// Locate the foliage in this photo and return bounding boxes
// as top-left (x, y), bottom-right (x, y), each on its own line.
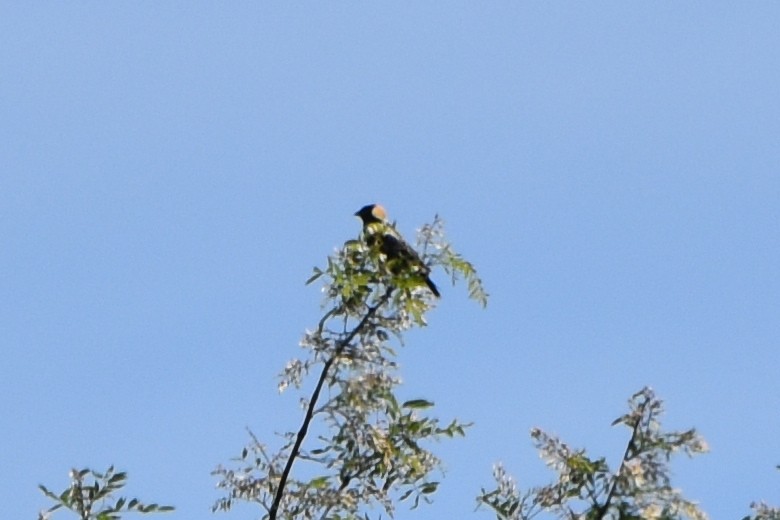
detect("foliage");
top-left (478, 387), bottom-right (710, 520)
top-left (743, 467), bottom-right (780, 520)
top-left (38, 466), bottom-right (173, 520)
top-left (747, 502), bottom-right (780, 520)
top-left (212, 215), bottom-right (486, 519)
top-left (417, 216), bottom-right (488, 308)
top-left (35, 215), bottom-right (779, 520)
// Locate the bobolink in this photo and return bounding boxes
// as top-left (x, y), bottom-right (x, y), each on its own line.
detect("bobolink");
top-left (354, 204), bottom-right (440, 297)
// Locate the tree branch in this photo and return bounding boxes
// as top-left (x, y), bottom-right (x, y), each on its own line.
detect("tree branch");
top-left (269, 288), bottom-right (394, 520)
top-left (596, 402), bottom-right (645, 520)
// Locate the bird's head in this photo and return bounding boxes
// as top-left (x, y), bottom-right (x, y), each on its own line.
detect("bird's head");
top-left (355, 204), bottom-right (387, 225)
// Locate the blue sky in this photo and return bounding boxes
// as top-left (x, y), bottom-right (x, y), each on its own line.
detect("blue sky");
top-left (2, 3), bottom-right (779, 519)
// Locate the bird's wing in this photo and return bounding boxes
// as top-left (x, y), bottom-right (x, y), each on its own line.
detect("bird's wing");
top-left (381, 232), bottom-right (429, 272)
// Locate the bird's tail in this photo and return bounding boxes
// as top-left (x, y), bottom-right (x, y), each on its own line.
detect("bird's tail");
top-left (425, 277), bottom-right (441, 298)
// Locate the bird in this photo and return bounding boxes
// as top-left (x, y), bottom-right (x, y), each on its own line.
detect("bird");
top-left (354, 204), bottom-right (440, 297)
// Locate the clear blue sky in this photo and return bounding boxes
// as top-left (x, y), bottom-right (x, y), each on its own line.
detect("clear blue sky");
top-left (2, 3), bottom-right (779, 519)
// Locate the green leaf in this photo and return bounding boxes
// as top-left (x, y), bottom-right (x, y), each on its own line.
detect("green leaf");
top-left (309, 476), bottom-right (330, 489)
top-left (420, 482), bottom-right (438, 494)
top-left (109, 472), bottom-right (127, 484)
top-left (403, 399), bottom-right (434, 410)
top-left (305, 267), bottom-right (324, 285)
top-left (38, 485), bottom-right (59, 501)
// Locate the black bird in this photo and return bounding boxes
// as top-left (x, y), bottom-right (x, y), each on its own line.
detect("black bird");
top-left (354, 204), bottom-right (440, 297)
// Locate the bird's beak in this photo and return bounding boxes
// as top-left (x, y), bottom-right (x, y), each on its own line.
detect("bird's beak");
top-left (354, 210), bottom-right (360, 216)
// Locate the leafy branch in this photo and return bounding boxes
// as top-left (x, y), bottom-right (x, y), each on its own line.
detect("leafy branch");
top-left (213, 214), bottom-right (485, 520)
top-left (478, 387), bottom-right (709, 520)
top-left (38, 467), bottom-right (173, 520)
top-left (268, 286), bottom-right (394, 519)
